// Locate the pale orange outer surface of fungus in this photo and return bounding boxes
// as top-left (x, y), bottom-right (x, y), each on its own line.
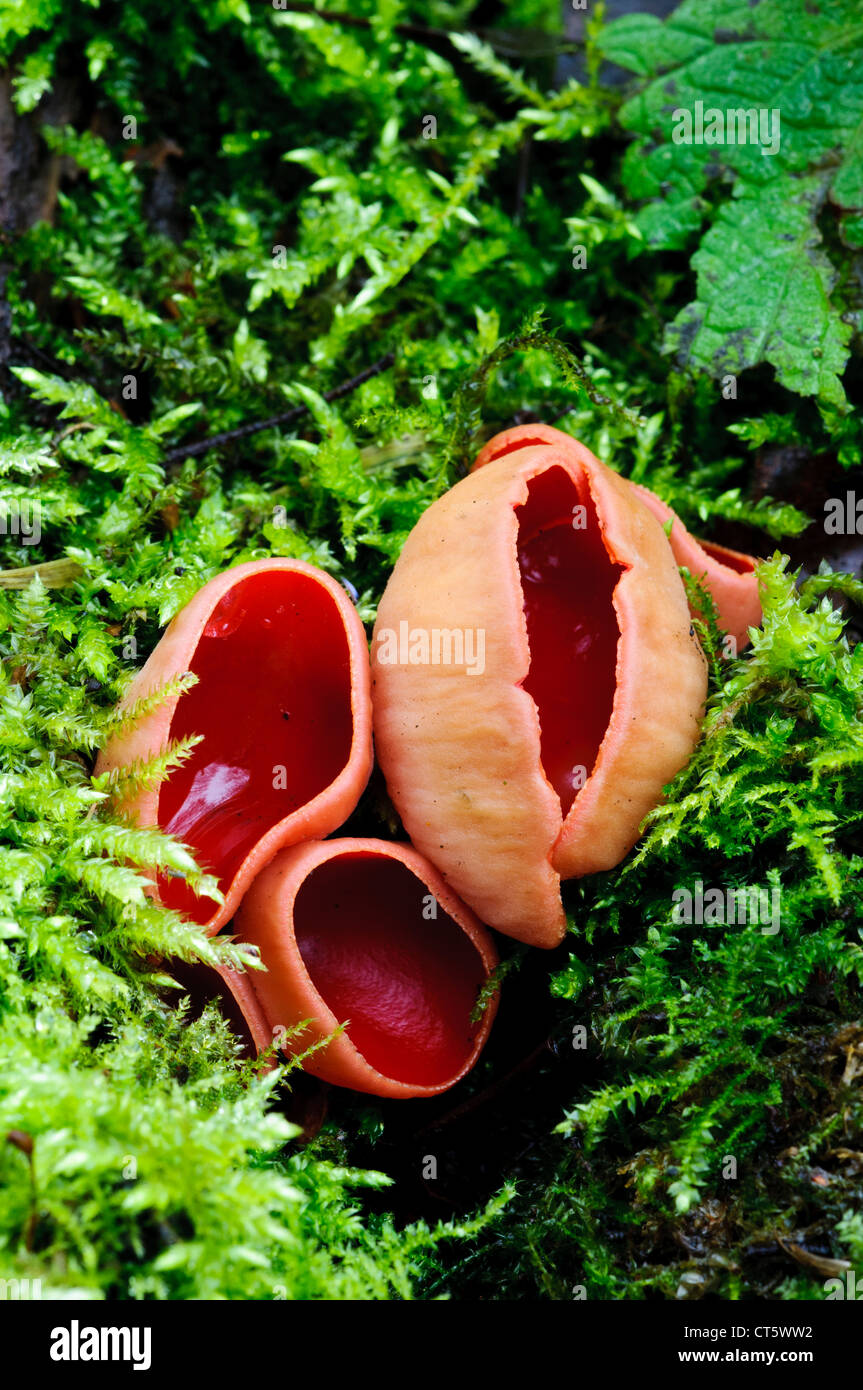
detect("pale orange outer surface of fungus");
top-left (230, 838), bottom-right (499, 1099)
top-left (474, 423), bottom-right (762, 651)
top-left (371, 436), bottom-right (708, 949)
top-left (94, 559), bottom-right (373, 935)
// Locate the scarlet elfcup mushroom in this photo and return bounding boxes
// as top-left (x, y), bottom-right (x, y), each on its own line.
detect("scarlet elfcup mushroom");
top-left (473, 423), bottom-right (762, 650)
top-left (371, 435), bottom-right (708, 948)
top-left (96, 559), bottom-right (372, 932)
top-left (629, 483), bottom-right (761, 652)
top-left (224, 838), bottom-right (498, 1098)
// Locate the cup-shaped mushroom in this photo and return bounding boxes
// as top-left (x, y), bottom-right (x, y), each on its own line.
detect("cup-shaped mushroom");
top-left (629, 483), bottom-right (761, 653)
top-left (474, 424), bottom-right (762, 651)
top-left (371, 437), bottom-right (708, 948)
top-left (229, 838), bottom-right (499, 1098)
top-left (95, 559), bottom-right (373, 934)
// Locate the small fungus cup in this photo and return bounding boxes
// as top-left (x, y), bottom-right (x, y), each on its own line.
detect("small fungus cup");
top-left (371, 433), bottom-right (709, 947)
top-left (95, 559), bottom-right (373, 933)
top-left (226, 837), bottom-right (499, 1098)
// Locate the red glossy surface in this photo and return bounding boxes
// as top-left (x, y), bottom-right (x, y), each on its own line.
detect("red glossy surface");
top-left (294, 854), bottom-right (487, 1086)
top-left (517, 468), bottom-right (621, 816)
top-left (158, 572), bottom-right (353, 923)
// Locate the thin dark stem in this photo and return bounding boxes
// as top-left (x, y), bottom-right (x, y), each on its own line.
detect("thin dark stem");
top-left (11, 334), bottom-right (100, 385)
top-left (513, 134), bottom-right (533, 224)
top-left (163, 351), bottom-right (395, 463)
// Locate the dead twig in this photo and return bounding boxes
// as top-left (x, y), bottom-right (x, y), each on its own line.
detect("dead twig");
top-left (0, 558), bottom-right (83, 589)
top-left (162, 350), bottom-right (395, 463)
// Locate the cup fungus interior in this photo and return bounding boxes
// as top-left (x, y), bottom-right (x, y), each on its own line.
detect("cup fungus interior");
top-left (157, 571), bottom-right (354, 923)
top-left (517, 467), bottom-right (622, 817)
top-left (293, 853), bottom-right (488, 1086)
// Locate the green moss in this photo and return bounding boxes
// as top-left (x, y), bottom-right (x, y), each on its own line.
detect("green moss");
top-left (2, 0), bottom-right (861, 1299)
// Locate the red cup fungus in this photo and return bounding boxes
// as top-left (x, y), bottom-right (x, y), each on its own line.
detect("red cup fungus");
top-left (226, 838), bottom-right (499, 1098)
top-left (95, 559), bottom-right (373, 934)
top-left (473, 423), bottom-right (762, 651)
top-left (371, 432), bottom-right (709, 948)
